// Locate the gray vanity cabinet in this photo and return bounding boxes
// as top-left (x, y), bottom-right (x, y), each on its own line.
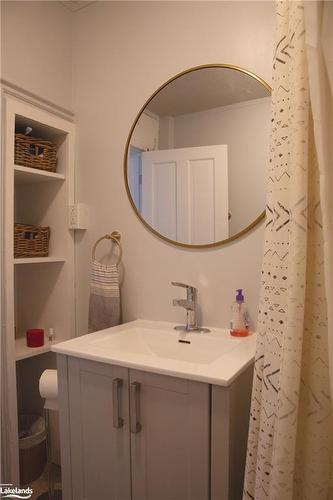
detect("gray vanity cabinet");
top-left (129, 369), bottom-right (210, 500)
top-left (58, 356), bottom-right (210, 500)
top-left (65, 358), bottom-right (131, 500)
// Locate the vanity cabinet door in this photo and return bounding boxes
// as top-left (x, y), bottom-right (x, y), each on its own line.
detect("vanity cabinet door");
top-left (129, 369), bottom-right (210, 500)
top-left (68, 358), bottom-right (131, 500)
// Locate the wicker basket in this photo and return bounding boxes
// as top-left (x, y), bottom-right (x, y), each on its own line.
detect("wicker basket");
top-left (14, 224), bottom-right (50, 258)
top-left (15, 133), bottom-right (57, 172)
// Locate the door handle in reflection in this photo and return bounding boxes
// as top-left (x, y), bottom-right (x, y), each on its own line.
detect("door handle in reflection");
top-left (130, 382), bottom-right (142, 433)
top-left (112, 378), bottom-right (124, 428)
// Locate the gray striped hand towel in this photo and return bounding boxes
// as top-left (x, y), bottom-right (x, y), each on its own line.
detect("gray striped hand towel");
top-left (88, 260), bottom-right (120, 333)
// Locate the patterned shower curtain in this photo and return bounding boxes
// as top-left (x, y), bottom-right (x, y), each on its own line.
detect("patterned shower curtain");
top-left (243, 2), bottom-right (333, 499)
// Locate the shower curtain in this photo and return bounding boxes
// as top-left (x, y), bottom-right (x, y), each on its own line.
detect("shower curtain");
top-left (243, 1), bottom-right (333, 499)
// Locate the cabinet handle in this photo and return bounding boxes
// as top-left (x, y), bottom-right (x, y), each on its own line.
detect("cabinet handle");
top-left (130, 382), bottom-right (141, 434)
top-left (112, 378), bottom-right (124, 428)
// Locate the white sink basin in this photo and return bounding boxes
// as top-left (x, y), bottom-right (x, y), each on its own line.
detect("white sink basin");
top-left (52, 319), bottom-right (256, 386)
top-left (89, 326), bottom-right (239, 364)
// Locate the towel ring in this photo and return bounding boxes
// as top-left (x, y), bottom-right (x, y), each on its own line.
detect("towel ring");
top-left (92, 231), bottom-right (122, 265)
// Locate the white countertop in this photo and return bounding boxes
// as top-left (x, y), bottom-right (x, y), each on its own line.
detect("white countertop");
top-left (52, 319), bottom-right (256, 386)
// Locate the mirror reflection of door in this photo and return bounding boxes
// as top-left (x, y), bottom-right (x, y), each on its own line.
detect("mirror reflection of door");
top-left (125, 66), bottom-right (271, 247)
top-left (140, 145), bottom-right (228, 245)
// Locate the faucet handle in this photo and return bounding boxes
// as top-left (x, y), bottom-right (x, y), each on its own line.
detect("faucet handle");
top-left (171, 281), bottom-right (191, 289)
top-left (171, 282), bottom-right (197, 301)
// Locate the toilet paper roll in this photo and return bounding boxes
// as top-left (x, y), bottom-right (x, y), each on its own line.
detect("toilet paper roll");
top-left (39, 369), bottom-right (58, 400)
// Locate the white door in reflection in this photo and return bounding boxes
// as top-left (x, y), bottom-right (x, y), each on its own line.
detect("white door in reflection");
top-left (141, 145), bottom-right (228, 245)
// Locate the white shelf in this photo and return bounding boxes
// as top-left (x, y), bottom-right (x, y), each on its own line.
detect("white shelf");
top-left (15, 336), bottom-right (60, 361)
top-left (14, 257), bottom-right (66, 265)
top-left (14, 164), bottom-right (65, 184)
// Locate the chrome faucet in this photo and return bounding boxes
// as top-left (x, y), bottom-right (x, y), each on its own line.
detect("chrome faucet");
top-left (171, 282), bottom-right (210, 333)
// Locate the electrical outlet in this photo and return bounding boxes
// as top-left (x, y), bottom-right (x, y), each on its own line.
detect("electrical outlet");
top-left (68, 204), bottom-right (89, 230)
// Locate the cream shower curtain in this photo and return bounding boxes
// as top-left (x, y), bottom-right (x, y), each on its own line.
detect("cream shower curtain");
top-left (243, 1), bottom-right (333, 499)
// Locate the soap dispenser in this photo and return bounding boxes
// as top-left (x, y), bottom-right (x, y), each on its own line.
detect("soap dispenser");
top-left (230, 289), bottom-right (249, 337)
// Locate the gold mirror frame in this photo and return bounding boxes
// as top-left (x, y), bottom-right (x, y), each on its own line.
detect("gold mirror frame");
top-left (124, 64), bottom-right (271, 249)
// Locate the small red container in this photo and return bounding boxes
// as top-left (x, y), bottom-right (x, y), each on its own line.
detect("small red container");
top-left (26, 329), bottom-right (44, 348)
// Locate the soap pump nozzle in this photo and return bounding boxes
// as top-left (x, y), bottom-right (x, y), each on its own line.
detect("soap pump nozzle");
top-left (236, 289), bottom-right (244, 303)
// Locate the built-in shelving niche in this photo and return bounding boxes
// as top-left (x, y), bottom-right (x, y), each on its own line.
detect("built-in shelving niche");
top-left (15, 114), bottom-right (68, 177)
top-left (14, 116), bottom-right (70, 264)
top-left (14, 263), bottom-right (67, 360)
top-left (14, 179), bottom-right (68, 263)
top-left (12, 109), bottom-right (75, 362)
top-left (16, 353), bottom-right (61, 467)
top-left (4, 96), bottom-right (75, 484)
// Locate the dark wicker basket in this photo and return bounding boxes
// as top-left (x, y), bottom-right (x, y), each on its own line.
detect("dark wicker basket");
top-left (15, 133), bottom-right (57, 172)
top-left (14, 224), bottom-right (50, 258)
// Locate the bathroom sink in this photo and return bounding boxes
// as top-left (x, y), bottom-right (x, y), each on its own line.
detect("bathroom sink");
top-left (88, 326), bottom-right (239, 364)
top-left (52, 319), bottom-right (256, 386)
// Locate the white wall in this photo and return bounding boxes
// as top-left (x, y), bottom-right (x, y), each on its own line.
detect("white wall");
top-left (1, 3), bottom-right (73, 473)
top-left (172, 98), bottom-right (271, 234)
top-left (73, 1), bottom-right (275, 334)
top-left (1, 1), bottom-right (73, 110)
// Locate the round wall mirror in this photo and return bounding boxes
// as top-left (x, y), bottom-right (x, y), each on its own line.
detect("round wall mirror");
top-left (124, 65), bottom-right (271, 248)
